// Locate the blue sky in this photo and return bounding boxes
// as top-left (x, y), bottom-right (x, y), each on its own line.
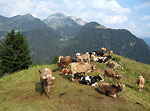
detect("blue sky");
top-left (0, 0), bottom-right (150, 38)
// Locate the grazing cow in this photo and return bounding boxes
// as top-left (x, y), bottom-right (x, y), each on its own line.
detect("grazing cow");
top-left (60, 68), bottom-right (70, 75)
top-left (57, 56), bottom-right (72, 68)
top-left (69, 63), bottom-right (97, 81)
top-left (104, 69), bottom-right (122, 81)
top-left (39, 68), bottom-right (55, 98)
top-left (80, 75), bottom-right (104, 86)
top-left (106, 61), bottom-right (123, 70)
top-left (98, 83), bottom-right (125, 98)
top-left (137, 75), bottom-right (146, 92)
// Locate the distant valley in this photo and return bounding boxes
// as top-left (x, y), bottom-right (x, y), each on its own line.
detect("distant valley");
top-left (0, 13), bottom-right (150, 64)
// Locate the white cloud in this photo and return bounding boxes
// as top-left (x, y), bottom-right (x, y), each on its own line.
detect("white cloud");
top-left (92, 0), bottom-right (130, 14)
top-left (134, 1), bottom-right (150, 10)
top-left (0, 0), bottom-right (129, 25)
top-left (102, 15), bottom-right (128, 24)
top-left (0, 0), bottom-right (59, 19)
top-left (142, 16), bottom-right (150, 21)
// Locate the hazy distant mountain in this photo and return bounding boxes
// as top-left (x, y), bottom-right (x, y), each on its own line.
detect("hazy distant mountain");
top-left (43, 13), bottom-right (86, 38)
top-left (62, 22), bottom-right (150, 64)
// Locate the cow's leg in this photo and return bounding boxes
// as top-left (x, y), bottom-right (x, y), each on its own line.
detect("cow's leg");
top-left (47, 86), bottom-right (51, 99)
top-left (71, 74), bottom-right (75, 82)
top-left (41, 83), bottom-right (44, 95)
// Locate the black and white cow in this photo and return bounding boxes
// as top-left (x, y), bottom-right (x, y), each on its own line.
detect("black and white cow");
top-left (97, 55), bottom-right (112, 63)
top-left (80, 75), bottom-right (104, 86)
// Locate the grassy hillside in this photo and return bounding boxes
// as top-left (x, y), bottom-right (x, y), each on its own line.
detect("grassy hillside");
top-left (0, 55), bottom-right (150, 111)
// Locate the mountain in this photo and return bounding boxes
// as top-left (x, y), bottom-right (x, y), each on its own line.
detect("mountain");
top-left (0, 55), bottom-right (150, 110)
top-left (0, 14), bottom-right (150, 64)
top-left (0, 14), bottom-right (63, 64)
top-left (43, 13), bottom-right (86, 38)
top-left (143, 37), bottom-right (150, 47)
top-left (62, 22), bottom-right (150, 64)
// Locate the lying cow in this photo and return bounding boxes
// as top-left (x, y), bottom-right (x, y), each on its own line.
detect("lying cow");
top-left (60, 68), bottom-right (70, 75)
top-left (80, 75), bottom-right (104, 86)
top-left (57, 56), bottom-right (71, 68)
top-left (69, 62), bottom-right (96, 81)
top-left (104, 69), bottom-right (122, 82)
top-left (98, 83), bottom-right (125, 98)
top-left (93, 55), bottom-right (112, 63)
top-left (39, 68), bottom-right (55, 98)
top-left (137, 75), bottom-right (146, 92)
top-left (106, 60), bottom-right (123, 70)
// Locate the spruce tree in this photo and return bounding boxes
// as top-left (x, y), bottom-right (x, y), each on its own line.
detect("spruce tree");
top-left (0, 30), bottom-right (32, 75)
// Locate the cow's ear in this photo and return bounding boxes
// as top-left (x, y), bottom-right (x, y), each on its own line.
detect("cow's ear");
top-left (39, 70), bottom-right (42, 74)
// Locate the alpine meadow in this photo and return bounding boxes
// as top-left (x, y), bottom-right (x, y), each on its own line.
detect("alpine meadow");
top-left (0, 0), bottom-right (150, 111)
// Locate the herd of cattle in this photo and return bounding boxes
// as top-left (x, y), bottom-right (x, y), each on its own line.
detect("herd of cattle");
top-left (39, 48), bottom-right (146, 99)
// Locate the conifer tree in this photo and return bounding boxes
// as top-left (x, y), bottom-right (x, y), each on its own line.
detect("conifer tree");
top-left (0, 30), bottom-right (32, 75)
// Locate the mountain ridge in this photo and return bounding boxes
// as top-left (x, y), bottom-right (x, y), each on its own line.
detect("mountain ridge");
top-left (0, 13), bottom-right (150, 64)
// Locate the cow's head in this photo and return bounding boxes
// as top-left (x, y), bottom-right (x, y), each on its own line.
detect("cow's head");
top-left (39, 70), bottom-right (51, 79)
top-left (116, 74), bottom-right (122, 80)
top-left (92, 64), bottom-right (97, 70)
top-left (116, 83), bottom-right (125, 92)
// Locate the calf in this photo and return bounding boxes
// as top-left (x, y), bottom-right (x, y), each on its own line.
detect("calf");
top-left (39, 68), bottom-right (55, 98)
top-left (98, 83), bottom-right (125, 98)
top-left (104, 69), bottom-right (122, 81)
top-left (137, 75), bottom-right (146, 92)
top-left (80, 75), bottom-right (104, 86)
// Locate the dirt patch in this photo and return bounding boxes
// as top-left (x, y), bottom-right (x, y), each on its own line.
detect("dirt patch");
top-left (20, 93), bottom-right (44, 101)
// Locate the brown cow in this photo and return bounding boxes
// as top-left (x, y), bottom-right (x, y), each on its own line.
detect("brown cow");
top-left (39, 68), bottom-right (55, 98)
top-left (137, 75), bottom-right (146, 92)
top-left (104, 69), bottom-right (122, 81)
top-left (77, 54), bottom-right (90, 63)
top-left (106, 60), bottom-right (123, 70)
top-left (57, 56), bottom-right (72, 68)
top-left (69, 62), bottom-right (96, 81)
top-left (98, 83), bottom-right (125, 98)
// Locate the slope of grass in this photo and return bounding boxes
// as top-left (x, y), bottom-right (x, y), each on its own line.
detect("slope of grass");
top-left (0, 55), bottom-right (150, 111)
